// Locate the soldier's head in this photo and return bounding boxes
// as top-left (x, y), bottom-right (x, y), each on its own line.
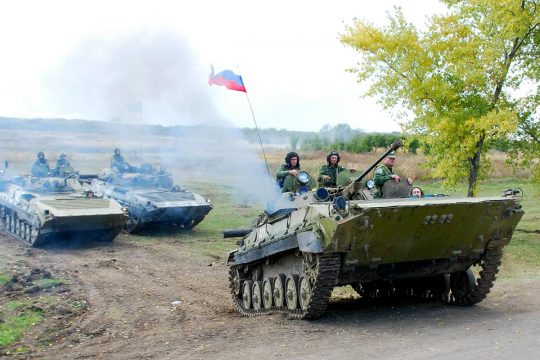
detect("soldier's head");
top-left (285, 151), bottom-right (300, 169)
top-left (327, 150), bottom-right (340, 166)
top-left (37, 152), bottom-right (45, 160)
top-left (58, 153), bottom-right (67, 164)
top-left (383, 151), bottom-right (396, 167)
top-left (411, 186), bottom-right (424, 198)
top-left (114, 148), bottom-right (121, 156)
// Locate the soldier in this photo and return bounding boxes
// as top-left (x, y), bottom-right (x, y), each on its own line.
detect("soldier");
top-left (111, 148), bottom-right (125, 171)
top-left (410, 186), bottom-right (424, 198)
top-left (276, 151), bottom-right (301, 191)
top-left (317, 150), bottom-right (350, 187)
top-left (53, 153), bottom-right (75, 177)
top-left (373, 151), bottom-right (413, 198)
top-left (31, 152), bottom-right (50, 177)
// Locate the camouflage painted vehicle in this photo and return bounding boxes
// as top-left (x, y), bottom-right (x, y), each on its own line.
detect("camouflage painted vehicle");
top-left (0, 161), bottom-right (8, 191)
top-left (89, 163), bottom-right (212, 233)
top-left (0, 175), bottom-right (126, 247)
top-left (225, 141), bottom-right (524, 319)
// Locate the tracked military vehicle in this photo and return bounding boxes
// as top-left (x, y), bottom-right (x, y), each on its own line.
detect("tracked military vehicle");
top-left (89, 163), bottom-right (212, 233)
top-left (225, 141), bottom-right (524, 319)
top-left (0, 175), bottom-right (126, 247)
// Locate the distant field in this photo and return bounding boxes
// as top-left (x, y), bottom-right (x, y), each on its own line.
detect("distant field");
top-left (0, 127), bottom-right (531, 183)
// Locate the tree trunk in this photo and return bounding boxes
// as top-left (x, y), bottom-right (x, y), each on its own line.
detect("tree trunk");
top-left (467, 137), bottom-right (484, 197)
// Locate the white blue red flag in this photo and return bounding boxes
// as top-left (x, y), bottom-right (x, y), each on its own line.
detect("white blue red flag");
top-left (208, 66), bottom-right (246, 92)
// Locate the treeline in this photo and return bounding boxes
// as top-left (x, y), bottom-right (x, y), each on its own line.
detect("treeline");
top-left (302, 133), bottom-right (421, 153)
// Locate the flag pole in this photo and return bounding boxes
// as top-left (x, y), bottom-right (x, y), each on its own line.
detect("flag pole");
top-left (243, 88), bottom-right (271, 177)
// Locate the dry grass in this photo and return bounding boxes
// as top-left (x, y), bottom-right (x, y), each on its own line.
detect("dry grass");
top-left (0, 128), bottom-right (530, 180)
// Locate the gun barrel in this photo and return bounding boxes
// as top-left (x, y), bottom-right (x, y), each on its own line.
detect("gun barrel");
top-left (223, 229), bottom-right (252, 238)
top-left (355, 140), bottom-right (403, 183)
top-left (78, 174), bottom-right (99, 180)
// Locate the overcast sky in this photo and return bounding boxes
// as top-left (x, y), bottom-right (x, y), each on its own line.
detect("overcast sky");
top-left (0, 0), bottom-right (447, 132)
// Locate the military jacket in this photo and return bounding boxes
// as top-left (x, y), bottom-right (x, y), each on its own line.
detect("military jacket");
top-left (318, 164), bottom-right (346, 187)
top-left (31, 160), bottom-right (50, 177)
top-left (373, 164), bottom-right (394, 198)
top-left (276, 164), bottom-right (298, 181)
top-left (54, 160), bottom-right (75, 177)
top-left (111, 155), bottom-right (125, 170)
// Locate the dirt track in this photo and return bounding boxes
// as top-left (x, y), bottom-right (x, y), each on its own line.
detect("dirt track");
top-left (1, 231), bottom-right (539, 360)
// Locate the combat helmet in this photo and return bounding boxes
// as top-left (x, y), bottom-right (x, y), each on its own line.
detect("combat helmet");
top-left (285, 151), bottom-right (300, 169)
top-left (326, 150), bottom-right (340, 164)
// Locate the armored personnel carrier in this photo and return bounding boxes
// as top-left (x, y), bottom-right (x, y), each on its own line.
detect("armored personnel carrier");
top-left (225, 141), bottom-right (524, 319)
top-left (89, 163), bottom-right (212, 233)
top-left (0, 175), bottom-right (126, 247)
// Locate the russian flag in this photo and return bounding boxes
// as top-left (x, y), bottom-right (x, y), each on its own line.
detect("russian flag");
top-left (208, 67), bottom-right (246, 92)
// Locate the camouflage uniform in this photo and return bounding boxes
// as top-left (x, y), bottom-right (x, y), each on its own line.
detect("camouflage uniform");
top-left (373, 163), bottom-right (394, 198)
top-left (31, 153), bottom-right (50, 177)
top-left (54, 156), bottom-right (75, 177)
top-left (111, 154), bottom-right (125, 170)
top-left (276, 164), bottom-right (300, 191)
top-left (317, 164), bottom-right (347, 187)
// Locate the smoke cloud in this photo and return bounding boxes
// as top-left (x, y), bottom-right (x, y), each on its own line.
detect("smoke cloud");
top-left (40, 30), bottom-right (276, 206)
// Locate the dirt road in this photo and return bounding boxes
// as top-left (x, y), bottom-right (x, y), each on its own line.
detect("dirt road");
top-left (1, 232), bottom-right (539, 360)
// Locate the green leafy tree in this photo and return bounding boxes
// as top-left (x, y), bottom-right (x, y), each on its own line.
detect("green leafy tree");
top-left (508, 95), bottom-right (540, 179)
top-left (341, 0), bottom-right (540, 196)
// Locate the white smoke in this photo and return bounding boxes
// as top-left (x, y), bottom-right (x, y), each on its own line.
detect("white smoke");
top-left (43, 30), bottom-right (276, 206)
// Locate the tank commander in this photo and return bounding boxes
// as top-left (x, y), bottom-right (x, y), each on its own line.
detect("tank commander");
top-left (373, 151), bottom-right (413, 198)
top-left (318, 150), bottom-right (350, 187)
top-left (53, 153), bottom-right (75, 177)
top-left (31, 152), bottom-right (50, 177)
top-left (111, 148), bottom-right (125, 171)
top-left (276, 151), bottom-right (301, 191)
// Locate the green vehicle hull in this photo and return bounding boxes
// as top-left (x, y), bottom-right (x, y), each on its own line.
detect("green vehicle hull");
top-left (228, 192), bottom-right (523, 319)
top-left (226, 141), bottom-right (523, 319)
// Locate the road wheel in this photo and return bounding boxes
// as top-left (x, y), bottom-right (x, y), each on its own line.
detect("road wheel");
top-left (450, 269), bottom-right (475, 305)
top-left (273, 274), bottom-right (286, 308)
top-left (24, 224), bottom-right (32, 243)
top-left (123, 215), bottom-right (141, 233)
top-left (298, 275), bottom-right (312, 311)
top-left (285, 274), bottom-right (299, 310)
top-left (242, 280), bottom-right (253, 310)
top-left (252, 281), bottom-right (263, 310)
top-left (8, 215), bottom-right (15, 233)
top-left (15, 219), bottom-right (21, 236)
top-left (29, 226), bottom-right (39, 246)
top-left (262, 277), bottom-right (274, 309)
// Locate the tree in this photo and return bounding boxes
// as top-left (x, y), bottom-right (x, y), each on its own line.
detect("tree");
top-left (341, 0), bottom-right (540, 196)
top-left (508, 95), bottom-right (540, 180)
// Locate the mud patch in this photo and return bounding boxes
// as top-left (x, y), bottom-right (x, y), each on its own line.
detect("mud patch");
top-left (0, 264), bottom-right (87, 356)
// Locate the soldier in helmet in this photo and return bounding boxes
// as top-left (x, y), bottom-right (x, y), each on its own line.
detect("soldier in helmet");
top-left (373, 151), bottom-right (413, 198)
top-left (53, 153), bottom-right (75, 177)
top-left (276, 151), bottom-right (301, 191)
top-left (111, 148), bottom-right (125, 171)
top-left (318, 150), bottom-right (350, 187)
top-left (31, 151), bottom-right (50, 177)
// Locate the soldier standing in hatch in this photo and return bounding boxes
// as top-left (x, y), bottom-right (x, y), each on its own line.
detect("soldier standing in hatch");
top-left (275, 151), bottom-right (301, 191)
top-left (318, 150), bottom-right (350, 187)
top-left (53, 153), bottom-right (75, 177)
top-left (111, 148), bottom-right (125, 171)
top-left (373, 150), bottom-right (413, 198)
top-left (31, 152), bottom-right (50, 177)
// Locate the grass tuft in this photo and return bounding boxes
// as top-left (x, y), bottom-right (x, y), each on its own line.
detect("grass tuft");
top-left (0, 303), bottom-right (43, 348)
